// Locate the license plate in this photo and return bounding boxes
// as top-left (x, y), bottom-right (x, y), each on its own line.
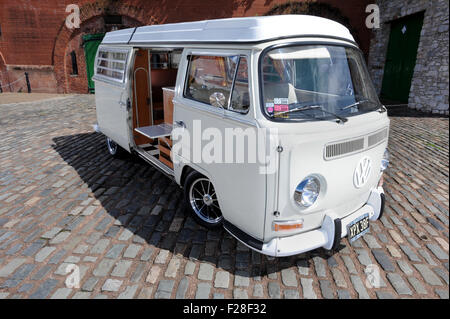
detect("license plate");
top-left (347, 213), bottom-right (369, 242)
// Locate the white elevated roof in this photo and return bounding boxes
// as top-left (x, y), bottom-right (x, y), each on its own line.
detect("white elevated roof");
top-left (102, 15), bottom-right (355, 45)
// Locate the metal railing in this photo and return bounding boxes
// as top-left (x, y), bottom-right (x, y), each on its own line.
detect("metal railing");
top-left (0, 72), bottom-right (31, 93)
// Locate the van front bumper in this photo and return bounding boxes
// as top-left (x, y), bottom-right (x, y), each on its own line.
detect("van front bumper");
top-left (224, 187), bottom-right (385, 257)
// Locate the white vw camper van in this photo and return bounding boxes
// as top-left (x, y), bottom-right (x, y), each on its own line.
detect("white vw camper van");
top-left (93, 15), bottom-right (390, 257)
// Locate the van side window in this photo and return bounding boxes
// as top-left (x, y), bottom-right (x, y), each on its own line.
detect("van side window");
top-left (184, 55), bottom-right (237, 109)
top-left (184, 55), bottom-right (249, 113)
top-left (230, 57), bottom-right (250, 113)
top-left (95, 49), bottom-right (128, 83)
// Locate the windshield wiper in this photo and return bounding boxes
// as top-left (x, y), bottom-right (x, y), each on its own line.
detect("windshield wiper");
top-left (278, 104), bottom-right (348, 123)
top-left (341, 99), bottom-right (379, 111)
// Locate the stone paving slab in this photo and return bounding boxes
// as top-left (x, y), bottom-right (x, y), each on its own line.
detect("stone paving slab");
top-left (0, 95), bottom-right (448, 299)
top-left (0, 93), bottom-right (74, 105)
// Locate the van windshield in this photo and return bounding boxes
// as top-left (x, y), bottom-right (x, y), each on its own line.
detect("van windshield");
top-left (261, 45), bottom-right (381, 121)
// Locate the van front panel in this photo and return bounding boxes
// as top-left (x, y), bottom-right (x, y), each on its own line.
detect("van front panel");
top-left (262, 112), bottom-right (389, 242)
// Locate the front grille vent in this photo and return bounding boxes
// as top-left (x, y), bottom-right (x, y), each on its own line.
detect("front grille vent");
top-left (325, 138), bottom-right (364, 160)
top-left (324, 127), bottom-right (388, 160)
top-left (368, 128), bottom-right (388, 147)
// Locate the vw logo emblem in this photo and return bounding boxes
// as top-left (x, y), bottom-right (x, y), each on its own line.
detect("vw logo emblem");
top-left (354, 156), bottom-right (372, 188)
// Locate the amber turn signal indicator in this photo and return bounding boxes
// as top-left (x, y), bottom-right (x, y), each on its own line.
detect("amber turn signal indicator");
top-left (273, 220), bottom-right (303, 231)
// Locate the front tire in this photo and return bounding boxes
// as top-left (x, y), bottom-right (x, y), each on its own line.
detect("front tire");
top-left (106, 137), bottom-right (126, 158)
top-left (183, 171), bottom-right (223, 229)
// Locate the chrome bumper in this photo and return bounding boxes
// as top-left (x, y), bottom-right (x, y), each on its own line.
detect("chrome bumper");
top-left (226, 187), bottom-right (385, 257)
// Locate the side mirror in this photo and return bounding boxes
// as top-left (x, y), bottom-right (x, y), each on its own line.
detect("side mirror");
top-left (209, 92), bottom-right (226, 109)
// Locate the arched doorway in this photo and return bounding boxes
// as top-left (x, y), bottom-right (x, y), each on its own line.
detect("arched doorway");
top-left (52, 2), bottom-right (156, 93)
top-left (60, 14), bottom-right (143, 93)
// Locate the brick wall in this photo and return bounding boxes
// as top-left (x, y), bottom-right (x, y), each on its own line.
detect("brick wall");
top-left (0, 53), bottom-right (9, 92)
top-left (5, 66), bottom-right (57, 93)
top-left (0, 0), bottom-right (373, 93)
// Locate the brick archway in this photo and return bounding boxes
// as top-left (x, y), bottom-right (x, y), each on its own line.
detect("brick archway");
top-left (52, 1), bottom-right (158, 93)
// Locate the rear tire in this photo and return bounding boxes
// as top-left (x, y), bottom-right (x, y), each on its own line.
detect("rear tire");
top-left (183, 171), bottom-right (223, 229)
top-left (106, 137), bottom-right (126, 158)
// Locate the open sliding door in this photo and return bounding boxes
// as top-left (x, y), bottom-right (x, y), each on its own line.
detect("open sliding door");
top-left (93, 46), bottom-right (134, 152)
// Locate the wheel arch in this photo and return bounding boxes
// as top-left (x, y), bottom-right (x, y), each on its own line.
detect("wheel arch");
top-left (178, 164), bottom-right (213, 189)
top-left (179, 165), bottom-right (194, 188)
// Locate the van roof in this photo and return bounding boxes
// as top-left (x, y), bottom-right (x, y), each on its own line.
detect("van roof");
top-left (102, 15), bottom-right (355, 46)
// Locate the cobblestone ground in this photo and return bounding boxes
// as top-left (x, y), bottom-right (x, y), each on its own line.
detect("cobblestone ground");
top-left (0, 95), bottom-right (448, 299)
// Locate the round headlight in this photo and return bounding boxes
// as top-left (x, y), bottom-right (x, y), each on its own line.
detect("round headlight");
top-left (381, 148), bottom-right (389, 172)
top-left (294, 176), bottom-right (320, 207)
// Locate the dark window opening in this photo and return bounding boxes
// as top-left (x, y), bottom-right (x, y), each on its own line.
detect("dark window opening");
top-left (104, 15), bottom-right (122, 25)
top-left (70, 51), bottom-right (78, 75)
top-left (0, 24), bottom-right (2, 37)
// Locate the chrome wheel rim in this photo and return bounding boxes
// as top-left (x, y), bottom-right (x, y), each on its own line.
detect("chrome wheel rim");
top-left (189, 177), bottom-right (222, 224)
top-left (106, 137), bottom-right (117, 155)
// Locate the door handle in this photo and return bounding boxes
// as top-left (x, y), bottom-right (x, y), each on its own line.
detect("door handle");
top-left (175, 120), bottom-right (186, 128)
top-left (119, 99), bottom-right (131, 111)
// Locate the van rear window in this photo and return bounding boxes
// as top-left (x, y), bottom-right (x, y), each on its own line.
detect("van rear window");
top-left (95, 48), bottom-right (128, 83)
